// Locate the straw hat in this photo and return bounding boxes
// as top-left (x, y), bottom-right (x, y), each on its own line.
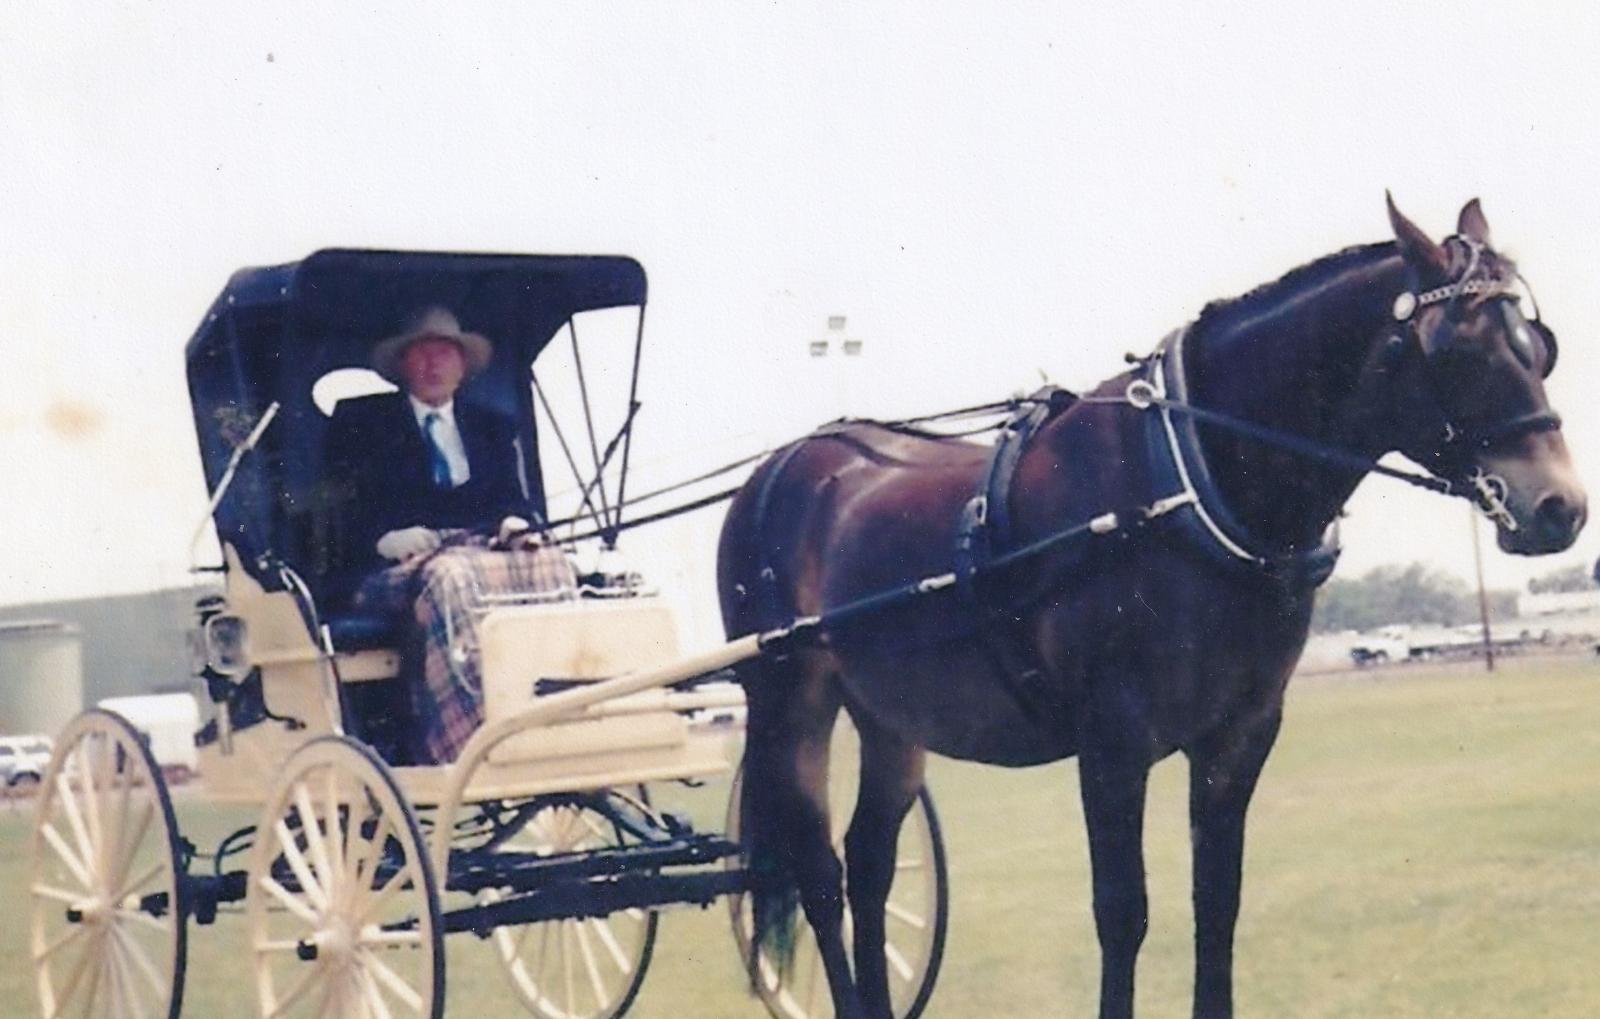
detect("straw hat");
top-left (371, 306), bottom-right (493, 381)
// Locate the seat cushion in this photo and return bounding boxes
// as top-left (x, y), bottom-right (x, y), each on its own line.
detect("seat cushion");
top-left (326, 612), bottom-right (404, 651)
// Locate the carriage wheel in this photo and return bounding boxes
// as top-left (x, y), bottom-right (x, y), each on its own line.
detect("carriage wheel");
top-left (29, 708), bottom-right (188, 1019)
top-left (485, 791), bottom-right (658, 1019)
top-left (246, 736), bottom-right (444, 1019)
top-left (726, 716), bottom-right (950, 1019)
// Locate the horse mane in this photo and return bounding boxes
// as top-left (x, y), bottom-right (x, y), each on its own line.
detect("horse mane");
top-left (1188, 240), bottom-right (1397, 348)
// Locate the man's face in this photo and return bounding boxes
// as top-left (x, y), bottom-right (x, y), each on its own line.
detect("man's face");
top-left (399, 337), bottom-right (467, 406)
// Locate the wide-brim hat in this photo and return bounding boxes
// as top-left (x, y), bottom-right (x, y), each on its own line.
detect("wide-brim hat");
top-left (371, 306), bottom-right (494, 382)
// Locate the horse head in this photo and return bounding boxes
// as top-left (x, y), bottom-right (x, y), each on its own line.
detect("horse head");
top-left (1377, 195), bottom-right (1585, 554)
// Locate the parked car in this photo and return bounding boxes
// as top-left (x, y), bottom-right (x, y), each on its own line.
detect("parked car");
top-left (1350, 625), bottom-right (1414, 667)
top-left (0, 734), bottom-right (54, 789)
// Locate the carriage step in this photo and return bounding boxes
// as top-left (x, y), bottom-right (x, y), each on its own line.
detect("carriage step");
top-left (441, 867), bottom-right (753, 934)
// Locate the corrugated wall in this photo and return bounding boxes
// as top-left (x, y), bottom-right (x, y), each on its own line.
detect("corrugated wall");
top-left (0, 584), bottom-right (219, 704)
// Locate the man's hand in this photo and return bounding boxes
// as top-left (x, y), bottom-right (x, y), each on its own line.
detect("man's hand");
top-left (376, 526), bottom-right (442, 561)
top-left (494, 515), bottom-right (546, 550)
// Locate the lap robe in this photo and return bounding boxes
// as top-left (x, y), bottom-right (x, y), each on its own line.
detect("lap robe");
top-left (354, 531), bottom-right (578, 763)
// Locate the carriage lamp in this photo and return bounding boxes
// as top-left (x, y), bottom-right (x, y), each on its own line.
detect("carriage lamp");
top-left (203, 613), bottom-right (251, 678)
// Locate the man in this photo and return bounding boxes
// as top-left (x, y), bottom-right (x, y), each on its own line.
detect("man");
top-left (323, 306), bottom-right (574, 763)
top-left (325, 306), bottom-right (534, 568)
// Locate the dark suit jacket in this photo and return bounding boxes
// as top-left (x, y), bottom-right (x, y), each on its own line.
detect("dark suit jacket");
top-left (322, 392), bottom-right (533, 583)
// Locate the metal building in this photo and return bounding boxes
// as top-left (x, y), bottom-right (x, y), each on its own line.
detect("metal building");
top-left (0, 619), bottom-right (84, 736)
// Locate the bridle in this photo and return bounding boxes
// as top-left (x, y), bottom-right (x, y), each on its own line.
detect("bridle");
top-left (1387, 235), bottom-right (1563, 529)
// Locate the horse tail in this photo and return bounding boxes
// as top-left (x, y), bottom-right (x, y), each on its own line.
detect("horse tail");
top-left (738, 688), bottom-right (804, 988)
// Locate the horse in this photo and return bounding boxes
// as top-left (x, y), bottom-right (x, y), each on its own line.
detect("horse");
top-left (715, 196), bottom-right (1585, 1019)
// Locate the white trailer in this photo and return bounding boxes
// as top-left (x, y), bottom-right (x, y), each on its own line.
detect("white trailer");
top-left (97, 692), bottom-right (200, 776)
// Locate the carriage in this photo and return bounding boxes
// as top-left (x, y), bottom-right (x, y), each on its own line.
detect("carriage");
top-left (26, 249), bottom-right (950, 1019)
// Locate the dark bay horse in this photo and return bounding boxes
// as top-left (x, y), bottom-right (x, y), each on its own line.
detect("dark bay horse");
top-left (716, 197), bottom-right (1585, 1019)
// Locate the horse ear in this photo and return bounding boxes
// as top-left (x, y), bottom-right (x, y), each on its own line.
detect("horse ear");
top-left (1386, 191), bottom-right (1450, 283)
top-left (1457, 198), bottom-right (1492, 246)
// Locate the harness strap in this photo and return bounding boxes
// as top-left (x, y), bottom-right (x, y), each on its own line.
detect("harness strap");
top-left (1143, 328), bottom-right (1342, 589)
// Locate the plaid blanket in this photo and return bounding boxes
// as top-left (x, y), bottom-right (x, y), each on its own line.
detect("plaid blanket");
top-left (354, 530), bottom-right (577, 763)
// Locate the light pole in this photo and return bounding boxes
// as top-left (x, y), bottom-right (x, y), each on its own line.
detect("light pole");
top-left (1469, 506), bottom-right (1496, 672)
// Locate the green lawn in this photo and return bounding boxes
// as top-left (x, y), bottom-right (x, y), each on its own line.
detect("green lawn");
top-left (5, 655), bottom-right (1600, 1017)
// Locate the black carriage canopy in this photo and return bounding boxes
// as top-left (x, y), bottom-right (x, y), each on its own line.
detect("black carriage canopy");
top-left (185, 248), bottom-right (648, 590)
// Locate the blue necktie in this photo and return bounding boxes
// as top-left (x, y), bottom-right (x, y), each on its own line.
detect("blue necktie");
top-left (422, 412), bottom-right (452, 489)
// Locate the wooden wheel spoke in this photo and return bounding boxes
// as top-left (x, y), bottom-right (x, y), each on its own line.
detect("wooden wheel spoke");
top-left (573, 919), bottom-right (608, 1005)
top-left (884, 900), bottom-right (926, 930)
top-left (106, 749), bottom-right (134, 887)
top-left (885, 940), bottom-right (914, 983)
top-left (363, 949), bottom-right (426, 1013)
top-left (81, 740), bottom-right (106, 876)
top-left (116, 905), bottom-right (173, 936)
top-left (110, 922), bottom-right (169, 1000)
top-left (32, 882), bottom-right (90, 907)
top-left (46, 926), bottom-right (97, 1019)
top-left (325, 771), bottom-right (352, 901)
top-left (293, 781), bottom-right (339, 904)
top-left (112, 802), bottom-right (155, 894)
top-left (116, 859), bottom-right (166, 903)
top-left (33, 923), bottom-right (87, 964)
top-left (264, 957), bottom-right (328, 1019)
top-left (359, 962), bottom-right (398, 1019)
top-left (257, 874), bottom-right (322, 926)
top-left (588, 916), bottom-right (631, 973)
top-left (559, 920), bottom-right (577, 1015)
top-left (354, 864), bottom-right (412, 927)
top-left (274, 819), bottom-right (329, 912)
top-left (360, 927), bottom-right (423, 949)
top-left (53, 769), bottom-right (96, 882)
top-left (348, 809), bottom-right (393, 899)
top-left (40, 821), bottom-right (93, 889)
top-left (577, 811), bottom-right (612, 847)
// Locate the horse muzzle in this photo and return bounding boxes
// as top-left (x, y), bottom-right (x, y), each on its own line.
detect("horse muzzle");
top-left (1484, 460), bottom-right (1587, 555)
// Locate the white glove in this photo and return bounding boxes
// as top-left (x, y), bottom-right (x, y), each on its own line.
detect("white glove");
top-left (376, 526), bottom-right (442, 561)
top-left (495, 515), bottom-right (545, 550)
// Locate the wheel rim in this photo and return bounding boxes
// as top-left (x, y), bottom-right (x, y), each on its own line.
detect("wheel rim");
top-left (30, 709), bottom-right (186, 1019)
top-left (246, 737), bottom-right (443, 1019)
top-left (728, 717), bottom-right (949, 1019)
top-left (487, 794), bottom-right (657, 1019)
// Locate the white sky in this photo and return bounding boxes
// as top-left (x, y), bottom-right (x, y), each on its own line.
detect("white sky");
top-left (3, 2), bottom-right (1600, 644)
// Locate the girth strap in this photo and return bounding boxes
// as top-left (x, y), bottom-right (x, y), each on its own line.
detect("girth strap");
top-left (954, 386), bottom-right (1078, 719)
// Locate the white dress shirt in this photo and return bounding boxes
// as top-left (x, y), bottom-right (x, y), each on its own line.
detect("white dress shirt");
top-left (408, 395), bottom-right (472, 487)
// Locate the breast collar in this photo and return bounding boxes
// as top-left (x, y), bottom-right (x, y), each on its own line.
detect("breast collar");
top-left (1141, 326), bottom-right (1342, 589)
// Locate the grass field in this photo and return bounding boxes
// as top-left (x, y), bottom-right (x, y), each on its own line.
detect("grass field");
top-left (4, 654), bottom-right (1600, 1017)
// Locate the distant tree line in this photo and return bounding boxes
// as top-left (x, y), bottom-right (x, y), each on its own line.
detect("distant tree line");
top-left (1311, 562), bottom-right (1518, 633)
top-left (1525, 562), bottom-right (1598, 595)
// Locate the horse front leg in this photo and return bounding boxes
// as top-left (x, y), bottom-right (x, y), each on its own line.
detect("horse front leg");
top-left (1187, 710), bottom-right (1282, 1019)
top-left (1079, 741), bottom-right (1153, 1019)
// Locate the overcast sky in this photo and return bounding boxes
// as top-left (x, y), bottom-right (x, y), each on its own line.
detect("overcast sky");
top-left (3, 2), bottom-right (1599, 641)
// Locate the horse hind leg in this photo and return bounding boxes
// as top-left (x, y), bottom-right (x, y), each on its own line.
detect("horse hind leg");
top-left (843, 708), bottom-right (928, 1019)
top-left (739, 654), bottom-right (867, 1018)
